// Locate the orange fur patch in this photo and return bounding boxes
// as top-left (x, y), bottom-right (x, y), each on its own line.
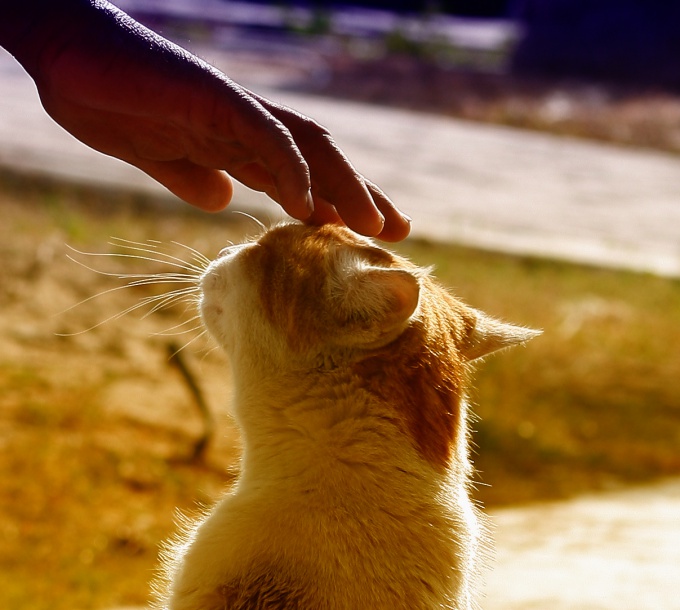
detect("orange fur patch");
top-left (248, 223), bottom-right (477, 470)
top-left (256, 224), bottom-right (334, 352)
top-left (354, 282), bottom-right (475, 472)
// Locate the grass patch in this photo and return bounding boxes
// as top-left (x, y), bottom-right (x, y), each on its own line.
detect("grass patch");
top-left (1, 173), bottom-right (678, 608)
top-left (397, 238), bottom-right (680, 504)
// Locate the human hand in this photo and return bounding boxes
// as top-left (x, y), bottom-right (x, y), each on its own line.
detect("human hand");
top-left (4, 1), bottom-right (410, 241)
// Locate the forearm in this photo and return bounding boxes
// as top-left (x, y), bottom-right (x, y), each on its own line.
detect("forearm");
top-left (0, 0), bottom-right (405, 236)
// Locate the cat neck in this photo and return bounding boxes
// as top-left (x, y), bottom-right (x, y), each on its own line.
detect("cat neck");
top-left (230, 367), bottom-right (453, 496)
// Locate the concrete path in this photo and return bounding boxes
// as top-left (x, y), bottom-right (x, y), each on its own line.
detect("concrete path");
top-left (483, 478), bottom-right (680, 610)
top-left (2, 47), bottom-right (680, 277)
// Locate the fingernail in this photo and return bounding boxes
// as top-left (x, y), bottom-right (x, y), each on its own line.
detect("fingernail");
top-left (305, 189), bottom-right (315, 215)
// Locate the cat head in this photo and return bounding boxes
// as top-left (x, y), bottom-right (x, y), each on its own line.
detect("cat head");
top-left (200, 222), bottom-right (539, 469)
top-left (200, 222), bottom-right (538, 371)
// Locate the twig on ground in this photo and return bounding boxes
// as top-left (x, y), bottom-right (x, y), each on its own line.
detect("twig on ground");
top-left (166, 341), bottom-right (214, 461)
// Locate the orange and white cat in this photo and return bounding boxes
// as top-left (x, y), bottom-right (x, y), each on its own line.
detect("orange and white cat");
top-left (154, 222), bottom-right (539, 610)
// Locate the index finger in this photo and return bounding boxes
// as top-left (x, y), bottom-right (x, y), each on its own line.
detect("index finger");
top-left (214, 81), bottom-right (314, 220)
top-left (251, 95), bottom-right (387, 236)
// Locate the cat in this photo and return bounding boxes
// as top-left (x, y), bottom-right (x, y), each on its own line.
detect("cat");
top-left (152, 222), bottom-right (539, 610)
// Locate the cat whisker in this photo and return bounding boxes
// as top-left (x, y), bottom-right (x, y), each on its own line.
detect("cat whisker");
top-left (108, 236), bottom-right (161, 248)
top-left (121, 274), bottom-right (199, 286)
top-left (153, 323), bottom-right (205, 338)
top-left (232, 210), bottom-right (266, 233)
top-left (67, 251), bottom-right (200, 283)
top-left (170, 241), bottom-right (212, 267)
top-left (152, 315), bottom-right (204, 337)
top-left (167, 329), bottom-right (208, 359)
top-left (88, 270), bottom-right (200, 285)
top-left (58, 261), bottom-right (198, 316)
top-left (58, 275), bottom-right (198, 328)
top-left (108, 238), bottom-right (209, 274)
top-left (58, 286), bottom-right (200, 336)
top-left (62, 239), bottom-right (210, 344)
top-left (107, 248), bottom-right (206, 275)
top-left (198, 343), bottom-right (221, 365)
top-left (75, 239), bottom-right (206, 273)
top-left (67, 245), bottom-right (204, 275)
top-left (56, 277), bottom-right (166, 315)
top-left (141, 289), bottom-right (201, 319)
top-left (137, 285), bottom-right (199, 303)
top-left (57, 296), bottom-right (163, 336)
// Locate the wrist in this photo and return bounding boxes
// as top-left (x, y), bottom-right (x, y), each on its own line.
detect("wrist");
top-left (0, 0), bottom-right (104, 77)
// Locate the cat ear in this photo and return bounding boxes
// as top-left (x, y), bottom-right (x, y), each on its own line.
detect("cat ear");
top-left (333, 266), bottom-right (420, 348)
top-left (463, 310), bottom-right (541, 361)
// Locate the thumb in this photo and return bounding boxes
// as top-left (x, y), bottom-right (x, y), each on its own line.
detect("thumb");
top-left (135, 158), bottom-right (234, 212)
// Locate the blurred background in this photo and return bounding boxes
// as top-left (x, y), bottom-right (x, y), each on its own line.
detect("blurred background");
top-left (118, 0), bottom-right (680, 144)
top-left (1, 1), bottom-right (679, 609)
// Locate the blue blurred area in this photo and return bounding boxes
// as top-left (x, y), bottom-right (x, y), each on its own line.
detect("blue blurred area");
top-left (115, 1), bottom-right (680, 89)
top-left (115, 0), bottom-right (514, 34)
top-left (206, 1), bottom-right (511, 18)
top-left (114, 0), bottom-right (520, 71)
top-left (511, 0), bottom-right (680, 89)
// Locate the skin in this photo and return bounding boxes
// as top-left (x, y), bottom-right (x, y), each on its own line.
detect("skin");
top-left (0, 0), bottom-right (411, 241)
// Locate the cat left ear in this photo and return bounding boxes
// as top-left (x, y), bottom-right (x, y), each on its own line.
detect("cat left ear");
top-left (463, 310), bottom-right (541, 361)
top-left (334, 266), bottom-right (421, 348)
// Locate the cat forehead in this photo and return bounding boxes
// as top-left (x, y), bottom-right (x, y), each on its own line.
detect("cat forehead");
top-left (256, 222), bottom-right (370, 249)
top-left (254, 223), bottom-right (397, 267)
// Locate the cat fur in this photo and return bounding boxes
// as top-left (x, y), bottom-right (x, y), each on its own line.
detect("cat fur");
top-left (154, 223), bottom-right (539, 610)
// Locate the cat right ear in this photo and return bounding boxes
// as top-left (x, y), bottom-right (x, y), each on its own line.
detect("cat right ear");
top-left (331, 266), bottom-right (421, 349)
top-left (463, 310), bottom-right (541, 361)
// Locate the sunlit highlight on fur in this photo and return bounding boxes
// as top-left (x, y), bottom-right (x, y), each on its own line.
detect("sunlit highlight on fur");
top-left (67, 223), bottom-right (539, 610)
